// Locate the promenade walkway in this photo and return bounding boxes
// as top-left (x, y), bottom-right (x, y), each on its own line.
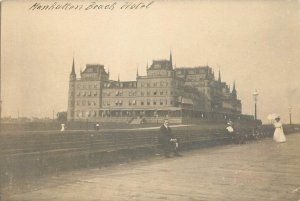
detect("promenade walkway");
top-left (4, 133), bottom-right (300, 201)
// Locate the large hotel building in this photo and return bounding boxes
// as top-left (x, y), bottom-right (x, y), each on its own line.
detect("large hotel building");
top-left (67, 53), bottom-right (250, 123)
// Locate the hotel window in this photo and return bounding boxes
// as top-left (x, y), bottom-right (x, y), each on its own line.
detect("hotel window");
top-left (147, 91), bottom-right (150, 96)
top-left (147, 83), bottom-right (150, 87)
top-left (147, 99), bottom-right (150, 105)
top-left (160, 91), bottom-right (163, 95)
top-left (94, 84), bottom-right (97, 89)
top-left (141, 91), bottom-right (144, 96)
top-left (94, 92), bottom-right (97, 96)
top-left (129, 100), bottom-right (132, 106)
top-left (153, 100), bottom-right (156, 105)
top-left (77, 92), bottom-right (81, 97)
top-left (76, 101), bottom-right (80, 106)
top-left (88, 101), bottom-right (91, 106)
top-left (154, 91), bottom-right (157, 95)
top-left (160, 100), bottom-right (163, 105)
top-left (153, 82), bottom-right (157, 87)
top-left (129, 91), bottom-right (132, 96)
top-left (82, 100), bottom-right (86, 106)
top-left (141, 101), bottom-right (144, 105)
top-left (133, 100), bottom-right (137, 105)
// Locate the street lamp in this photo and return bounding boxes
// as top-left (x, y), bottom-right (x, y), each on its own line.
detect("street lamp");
top-left (288, 106), bottom-right (292, 125)
top-left (252, 89), bottom-right (259, 120)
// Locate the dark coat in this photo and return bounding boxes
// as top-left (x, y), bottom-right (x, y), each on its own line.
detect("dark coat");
top-left (159, 125), bottom-right (174, 145)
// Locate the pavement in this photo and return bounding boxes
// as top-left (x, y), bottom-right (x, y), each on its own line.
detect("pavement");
top-left (3, 133), bottom-right (300, 201)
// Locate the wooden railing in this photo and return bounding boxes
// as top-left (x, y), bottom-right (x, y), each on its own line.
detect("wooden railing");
top-left (0, 124), bottom-right (299, 197)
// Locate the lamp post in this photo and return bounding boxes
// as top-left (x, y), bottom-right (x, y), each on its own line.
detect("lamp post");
top-left (252, 89), bottom-right (259, 120)
top-left (288, 106), bottom-right (292, 125)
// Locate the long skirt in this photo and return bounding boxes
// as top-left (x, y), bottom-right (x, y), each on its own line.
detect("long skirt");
top-left (273, 128), bottom-right (286, 143)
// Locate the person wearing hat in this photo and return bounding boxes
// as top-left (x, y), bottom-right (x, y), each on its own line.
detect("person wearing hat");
top-left (273, 116), bottom-right (286, 143)
top-left (226, 120), bottom-right (245, 144)
top-left (158, 119), bottom-right (181, 157)
top-left (226, 121), bottom-right (234, 133)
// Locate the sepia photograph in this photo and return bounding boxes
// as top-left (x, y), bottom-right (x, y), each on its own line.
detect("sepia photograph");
top-left (1, 0), bottom-right (300, 200)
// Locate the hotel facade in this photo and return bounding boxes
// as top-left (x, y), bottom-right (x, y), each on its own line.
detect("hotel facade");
top-left (67, 53), bottom-right (249, 123)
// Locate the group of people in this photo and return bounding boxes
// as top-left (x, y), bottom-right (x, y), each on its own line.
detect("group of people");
top-left (226, 115), bottom-right (286, 144)
top-left (159, 115), bottom-right (287, 158)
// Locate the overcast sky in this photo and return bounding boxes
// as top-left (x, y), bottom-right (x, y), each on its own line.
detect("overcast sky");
top-left (2, 0), bottom-right (300, 123)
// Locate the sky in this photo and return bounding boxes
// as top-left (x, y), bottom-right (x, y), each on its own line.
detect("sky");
top-left (2, 0), bottom-right (300, 123)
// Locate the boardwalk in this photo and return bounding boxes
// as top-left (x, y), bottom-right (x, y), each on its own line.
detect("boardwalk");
top-left (4, 133), bottom-right (300, 201)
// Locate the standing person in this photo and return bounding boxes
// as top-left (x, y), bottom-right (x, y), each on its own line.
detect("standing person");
top-left (273, 116), bottom-right (286, 143)
top-left (158, 120), bottom-right (180, 157)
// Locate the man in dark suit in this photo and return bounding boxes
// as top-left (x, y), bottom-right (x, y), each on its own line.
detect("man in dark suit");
top-left (159, 120), bottom-right (180, 157)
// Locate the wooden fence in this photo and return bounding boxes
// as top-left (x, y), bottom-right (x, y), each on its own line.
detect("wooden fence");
top-left (0, 124), bottom-right (299, 199)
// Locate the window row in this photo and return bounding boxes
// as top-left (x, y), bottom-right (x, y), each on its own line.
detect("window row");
top-left (141, 90), bottom-right (174, 96)
top-left (103, 82), bottom-right (137, 88)
top-left (77, 91), bottom-right (98, 97)
top-left (76, 100), bottom-right (97, 106)
top-left (76, 110), bottom-right (97, 118)
top-left (139, 81), bottom-right (169, 87)
top-left (103, 90), bottom-right (137, 97)
top-left (77, 84), bottom-right (98, 89)
top-left (102, 99), bottom-right (174, 107)
top-left (138, 81), bottom-right (182, 88)
top-left (102, 90), bottom-right (174, 97)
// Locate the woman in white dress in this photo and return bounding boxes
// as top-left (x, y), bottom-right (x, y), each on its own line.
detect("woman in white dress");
top-left (273, 117), bottom-right (286, 143)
